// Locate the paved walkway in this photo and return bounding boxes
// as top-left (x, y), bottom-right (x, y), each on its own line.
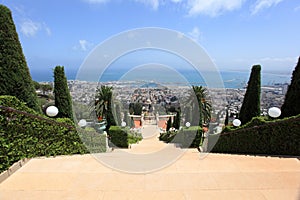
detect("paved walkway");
top-left (0, 125), bottom-right (299, 200)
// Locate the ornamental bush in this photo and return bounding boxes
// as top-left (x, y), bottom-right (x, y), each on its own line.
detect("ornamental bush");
top-left (108, 126), bottom-right (142, 148)
top-left (159, 126), bottom-right (203, 148)
top-left (211, 115), bottom-right (300, 156)
top-left (0, 95), bottom-right (88, 173)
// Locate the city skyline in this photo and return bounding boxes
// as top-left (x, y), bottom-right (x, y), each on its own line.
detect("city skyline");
top-left (1, 0), bottom-right (299, 81)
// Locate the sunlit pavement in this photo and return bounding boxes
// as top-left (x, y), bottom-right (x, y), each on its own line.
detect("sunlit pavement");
top-left (0, 125), bottom-right (299, 200)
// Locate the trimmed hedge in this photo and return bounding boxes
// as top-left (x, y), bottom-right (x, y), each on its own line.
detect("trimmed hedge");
top-left (159, 126), bottom-right (203, 148)
top-left (0, 95), bottom-right (88, 173)
top-left (211, 115), bottom-right (300, 156)
top-left (78, 128), bottom-right (106, 153)
top-left (108, 126), bottom-right (142, 148)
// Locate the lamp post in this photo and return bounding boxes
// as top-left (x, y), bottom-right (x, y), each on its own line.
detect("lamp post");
top-left (46, 106), bottom-right (58, 117)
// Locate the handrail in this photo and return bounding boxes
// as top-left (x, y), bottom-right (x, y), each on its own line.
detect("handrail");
top-left (0, 105), bottom-right (75, 130)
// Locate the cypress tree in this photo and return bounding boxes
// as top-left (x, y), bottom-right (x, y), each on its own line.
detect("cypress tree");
top-left (53, 66), bottom-right (74, 121)
top-left (239, 65), bottom-right (261, 124)
top-left (281, 57), bottom-right (300, 118)
top-left (173, 109), bottom-right (181, 129)
top-left (0, 5), bottom-right (40, 111)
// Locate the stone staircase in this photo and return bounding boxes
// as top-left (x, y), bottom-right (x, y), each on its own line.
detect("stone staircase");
top-left (128, 125), bottom-right (178, 154)
top-left (94, 125), bottom-right (184, 173)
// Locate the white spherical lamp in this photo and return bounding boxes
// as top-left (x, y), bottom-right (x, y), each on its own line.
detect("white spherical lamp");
top-left (121, 121), bottom-right (126, 127)
top-left (232, 119), bottom-right (241, 127)
top-left (46, 106), bottom-right (58, 117)
top-left (268, 107), bottom-right (281, 118)
top-left (78, 119), bottom-right (87, 127)
top-left (185, 122), bottom-right (191, 128)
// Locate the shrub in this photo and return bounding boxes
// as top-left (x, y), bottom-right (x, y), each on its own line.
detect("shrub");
top-left (211, 115), bottom-right (300, 156)
top-left (108, 126), bottom-right (142, 148)
top-left (77, 128), bottom-right (106, 153)
top-left (0, 95), bottom-right (88, 173)
top-left (159, 126), bottom-right (203, 148)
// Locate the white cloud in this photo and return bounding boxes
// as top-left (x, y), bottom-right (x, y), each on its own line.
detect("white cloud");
top-left (259, 56), bottom-right (297, 63)
top-left (82, 0), bottom-right (110, 4)
top-left (83, 0), bottom-right (160, 10)
top-left (134, 0), bottom-right (160, 10)
top-left (294, 5), bottom-right (300, 12)
top-left (20, 19), bottom-right (40, 37)
top-left (42, 22), bottom-right (52, 36)
top-left (74, 40), bottom-right (94, 51)
top-left (170, 0), bottom-right (183, 3)
top-left (251, 0), bottom-right (283, 15)
top-left (187, 0), bottom-right (245, 17)
top-left (188, 26), bottom-right (201, 42)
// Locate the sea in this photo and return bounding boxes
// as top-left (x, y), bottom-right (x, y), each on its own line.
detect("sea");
top-left (31, 68), bottom-right (292, 89)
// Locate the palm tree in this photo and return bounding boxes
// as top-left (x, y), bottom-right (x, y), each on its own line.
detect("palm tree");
top-left (91, 85), bottom-right (116, 131)
top-left (185, 85), bottom-right (212, 127)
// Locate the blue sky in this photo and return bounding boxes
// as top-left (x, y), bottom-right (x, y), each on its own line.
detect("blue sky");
top-left (2, 0), bottom-right (300, 80)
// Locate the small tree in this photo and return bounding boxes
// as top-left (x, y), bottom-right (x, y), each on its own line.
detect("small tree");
top-left (239, 65), bottom-right (261, 124)
top-left (93, 85), bottom-right (116, 131)
top-left (281, 57), bottom-right (300, 118)
top-left (53, 66), bottom-right (74, 121)
top-left (0, 5), bottom-right (40, 112)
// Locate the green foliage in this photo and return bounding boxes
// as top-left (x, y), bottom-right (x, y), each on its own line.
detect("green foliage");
top-left (129, 102), bottom-right (142, 115)
top-left (93, 85), bottom-right (116, 131)
top-left (173, 109), bottom-right (181, 129)
top-left (73, 102), bottom-right (91, 120)
top-left (239, 65), bottom-right (261, 125)
top-left (77, 128), bottom-right (106, 153)
top-left (183, 106), bottom-right (191, 124)
top-left (186, 86), bottom-right (211, 127)
top-left (0, 5), bottom-right (40, 112)
top-left (113, 103), bottom-right (122, 126)
top-left (54, 66), bottom-right (74, 121)
top-left (127, 131), bottom-right (143, 145)
top-left (212, 115), bottom-right (300, 156)
top-left (281, 57), bottom-right (300, 118)
top-left (166, 106), bottom-right (181, 129)
top-left (108, 126), bottom-right (142, 148)
top-left (0, 95), bottom-right (88, 173)
top-left (159, 126), bottom-right (203, 148)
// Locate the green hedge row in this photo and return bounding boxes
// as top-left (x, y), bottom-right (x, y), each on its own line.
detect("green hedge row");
top-left (0, 95), bottom-right (88, 173)
top-left (78, 128), bottom-right (106, 153)
top-left (211, 115), bottom-right (300, 156)
top-left (159, 126), bottom-right (203, 148)
top-left (108, 126), bottom-right (142, 148)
